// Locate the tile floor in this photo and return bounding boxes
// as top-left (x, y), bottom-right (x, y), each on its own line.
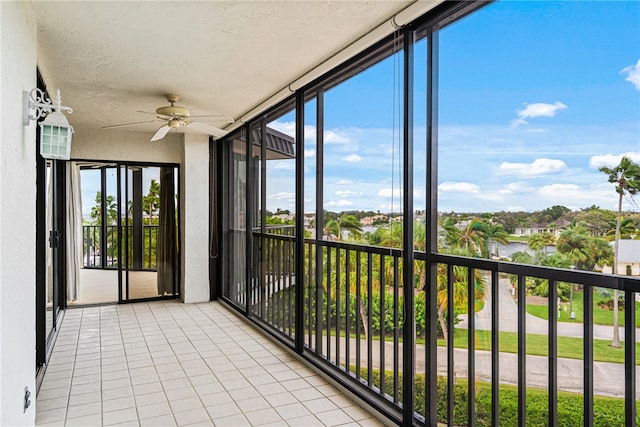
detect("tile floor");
top-left (36, 300), bottom-right (386, 427)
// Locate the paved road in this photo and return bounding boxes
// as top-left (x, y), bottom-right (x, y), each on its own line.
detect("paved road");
top-left (457, 276), bottom-right (640, 341)
top-left (313, 334), bottom-right (639, 399)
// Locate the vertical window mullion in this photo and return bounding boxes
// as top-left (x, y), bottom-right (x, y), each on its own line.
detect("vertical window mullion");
top-left (425, 27), bottom-right (439, 426)
top-left (402, 27), bottom-right (416, 427)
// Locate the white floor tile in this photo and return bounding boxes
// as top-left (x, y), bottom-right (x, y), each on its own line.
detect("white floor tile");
top-left (36, 301), bottom-right (378, 427)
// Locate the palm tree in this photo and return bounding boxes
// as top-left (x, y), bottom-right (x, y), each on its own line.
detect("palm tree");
top-left (325, 247), bottom-right (381, 342)
top-left (599, 156), bottom-right (640, 348)
top-left (440, 217), bottom-right (488, 256)
top-left (556, 223), bottom-right (592, 270)
top-left (369, 221), bottom-right (403, 249)
top-left (142, 179), bottom-right (160, 224)
top-left (528, 232), bottom-right (556, 254)
top-left (434, 247), bottom-right (486, 345)
top-left (324, 214), bottom-right (363, 241)
top-left (606, 217), bottom-right (637, 240)
top-left (458, 218), bottom-right (487, 256)
top-left (483, 220), bottom-right (510, 258)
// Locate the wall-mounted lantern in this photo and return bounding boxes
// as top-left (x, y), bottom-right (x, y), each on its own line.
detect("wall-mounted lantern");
top-left (23, 88), bottom-right (74, 160)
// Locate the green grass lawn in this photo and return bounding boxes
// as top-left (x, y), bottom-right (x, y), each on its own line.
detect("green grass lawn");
top-left (525, 290), bottom-right (640, 327)
top-left (507, 236), bottom-right (530, 243)
top-left (435, 329), bottom-right (640, 365)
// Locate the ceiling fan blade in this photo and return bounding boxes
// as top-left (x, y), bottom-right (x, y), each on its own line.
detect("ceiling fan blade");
top-left (102, 120), bottom-right (158, 129)
top-left (150, 125), bottom-right (171, 142)
top-left (186, 121), bottom-right (228, 138)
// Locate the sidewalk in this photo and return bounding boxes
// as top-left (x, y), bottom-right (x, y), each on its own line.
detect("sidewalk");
top-left (457, 276), bottom-right (640, 341)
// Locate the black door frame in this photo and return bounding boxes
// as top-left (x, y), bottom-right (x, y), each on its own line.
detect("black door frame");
top-left (35, 75), bottom-right (67, 387)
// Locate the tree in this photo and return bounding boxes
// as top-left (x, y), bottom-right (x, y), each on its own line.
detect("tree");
top-left (556, 222), bottom-right (592, 270)
top-left (483, 220), bottom-right (510, 258)
top-left (142, 179), bottom-right (161, 224)
top-left (324, 214), bottom-right (363, 241)
top-left (368, 222), bottom-right (402, 248)
top-left (90, 191), bottom-right (118, 225)
top-left (599, 156), bottom-right (640, 348)
top-left (434, 247), bottom-right (486, 345)
top-left (527, 233), bottom-right (546, 252)
top-left (605, 217), bottom-right (636, 240)
top-left (574, 208), bottom-right (615, 237)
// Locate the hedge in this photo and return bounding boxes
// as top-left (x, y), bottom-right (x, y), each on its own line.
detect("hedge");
top-left (354, 367), bottom-right (637, 426)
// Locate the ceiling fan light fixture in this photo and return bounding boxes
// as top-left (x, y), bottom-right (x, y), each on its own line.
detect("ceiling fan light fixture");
top-left (168, 118), bottom-right (181, 128)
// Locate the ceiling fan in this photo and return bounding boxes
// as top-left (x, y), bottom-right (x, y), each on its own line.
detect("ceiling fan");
top-left (102, 94), bottom-right (233, 141)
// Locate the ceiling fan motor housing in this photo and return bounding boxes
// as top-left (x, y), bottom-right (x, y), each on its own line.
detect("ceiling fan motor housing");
top-left (156, 105), bottom-right (190, 118)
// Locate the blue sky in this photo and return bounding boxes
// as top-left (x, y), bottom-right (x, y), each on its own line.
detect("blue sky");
top-left (268, 1), bottom-right (640, 215)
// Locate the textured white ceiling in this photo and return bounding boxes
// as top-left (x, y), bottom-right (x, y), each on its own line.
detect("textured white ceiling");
top-left (29, 1), bottom-right (438, 138)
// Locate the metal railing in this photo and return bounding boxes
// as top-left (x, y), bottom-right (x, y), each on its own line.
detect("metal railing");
top-left (83, 224), bottom-right (158, 270)
top-left (224, 227), bottom-right (639, 426)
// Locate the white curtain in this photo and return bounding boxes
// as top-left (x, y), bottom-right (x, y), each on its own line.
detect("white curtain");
top-left (66, 162), bottom-right (83, 301)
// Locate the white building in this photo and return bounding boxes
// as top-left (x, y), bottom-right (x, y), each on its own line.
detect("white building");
top-left (602, 240), bottom-right (640, 276)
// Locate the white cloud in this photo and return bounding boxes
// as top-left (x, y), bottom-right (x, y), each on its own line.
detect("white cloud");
top-left (506, 206), bottom-right (526, 212)
top-left (621, 59), bottom-right (640, 90)
top-left (510, 101), bottom-right (568, 127)
top-left (378, 202), bottom-right (403, 212)
top-left (335, 190), bottom-right (360, 197)
top-left (498, 158), bottom-right (568, 177)
top-left (334, 179), bottom-right (354, 185)
top-left (437, 182), bottom-right (479, 193)
top-left (269, 192), bottom-right (295, 200)
top-left (304, 149), bottom-right (315, 158)
top-left (325, 129), bottom-right (353, 145)
top-left (273, 162), bottom-right (295, 171)
top-left (499, 182), bottom-right (536, 194)
top-left (343, 154), bottom-right (362, 163)
top-left (267, 120), bottom-right (296, 138)
top-left (325, 200), bottom-right (354, 207)
top-left (474, 192), bottom-right (504, 201)
top-left (589, 152), bottom-right (640, 168)
top-left (538, 183), bottom-right (581, 197)
top-left (377, 187), bottom-right (403, 198)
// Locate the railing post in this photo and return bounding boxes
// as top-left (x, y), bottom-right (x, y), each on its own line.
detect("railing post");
top-left (517, 274), bottom-right (527, 425)
top-left (467, 267), bottom-right (476, 427)
top-left (491, 269), bottom-right (500, 427)
top-left (624, 279), bottom-right (636, 427)
top-left (583, 283), bottom-right (594, 427)
top-left (548, 279), bottom-right (558, 426)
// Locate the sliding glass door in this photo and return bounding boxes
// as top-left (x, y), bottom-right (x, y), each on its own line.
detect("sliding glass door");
top-left (75, 162), bottom-right (180, 304)
top-left (117, 164), bottom-right (180, 302)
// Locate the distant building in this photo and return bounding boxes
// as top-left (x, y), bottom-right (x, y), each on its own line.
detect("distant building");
top-left (602, 240), bottom-right (640, 276)
top-left (272, 212), bottom-right (295, 222)
top-left (514, 219), bottom-right (571, 237)
top-left (361, 214), bottom-right (387, 226)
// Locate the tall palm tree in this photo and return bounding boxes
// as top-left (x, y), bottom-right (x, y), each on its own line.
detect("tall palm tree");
top-left (599, 156), bottom-right (640, 348)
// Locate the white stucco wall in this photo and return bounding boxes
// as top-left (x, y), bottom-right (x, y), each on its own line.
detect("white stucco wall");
top-left (71, 128), bottom-right (181, 163)
top-left (0, 2), bottom-right (37, 425)
top-left (181, 134), bottom-right (210, 303)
